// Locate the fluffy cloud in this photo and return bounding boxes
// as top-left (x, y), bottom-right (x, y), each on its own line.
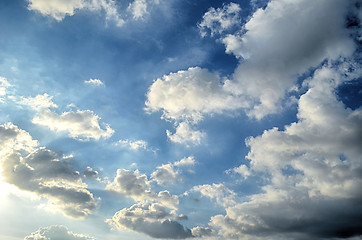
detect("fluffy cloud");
top-left (145, 67), bottom-right (245, 123)
top-left (0, 123), bottom-right (98, 218)
top-left (27, 0), bottom-right (124, 26)
top-left (32, 109), bottom-right (114, 141)
top-left (18, 93), bottom-right (58, 110)
top-left (84, 78), bottom-right (105, 86)
top-left (145, 67), bottom-right (245, 144)
top-left (146, 0), bottom-right (359, 144)
top-left (191, 183), bottom-right (236, 208)
top-left (151, 156), bottom-right (195, 185)
top-left (166, 122), bottom-right (206, 145)
top-left (198, 2), bottom-right (242, 37)
top-left (106, 169), bottom-right (151, 199)
top-left (107, 201), bottom-right (193, 239)
top-left (106, 168), bottom-right (179, 209)
top-left (24, 225), bottom-right (95, 240)
top-left (224, 0), bottom-right (356, 119)
top-left (208, 65), bottom-right (362, 239)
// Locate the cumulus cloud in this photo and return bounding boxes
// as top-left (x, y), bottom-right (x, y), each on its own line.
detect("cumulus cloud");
top-left (146, 0), bottom-right (359, 144)
top-left (106, 168), bottom-right (179, 209)
top-left (32, 109), bottom-right (114, 141)
top-left (191, 183), bottom-right (237, 208)
top-left (0, 123), bottom-right (98, 218)
top-left (198, 2), bottom-right (242, 37)
top-left (18, 93), bottom-right (58, 110)
top-left (106, 169), bottom-right (151, 199)
top-left (208, 65), bottom-right (362, 239)
top-left (223, 0), bottom-right (356, 119)
top-left (145, 67), bottom-right (245, 144)
top-left (166, 122), bottom-right (206, 145)
top-left (27, 0), bottom-right (124, 26)
top-left (84, 78), bottom-right (105, 86)
top-left (151, 156), bottom-right (196, 185)
top-left (145, 67), bottom-right (245, 123)
top-left (107, 201), bottom-right (193, 239)
top-left (24, 225), bottom-right (95, 240)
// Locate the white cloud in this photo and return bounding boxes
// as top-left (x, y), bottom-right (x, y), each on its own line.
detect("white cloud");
top-left (223, 0), bottom-right (356, 119)
top-left (84, 78), bottom-right (105, 86)
top-left (0, 76), bottom-right (11, 97)
top-left (18, 93), bottom-right (58, 110)
top-left (166, 122), bottom-right (206, 145)
top-left (27, 0), bottom-right (124, 26)
top-left (107, 201), bottom-right (193, 239)
top-left (106, 169), bottom-right (151, 199)
top-left (227, 164), bottom-right (251, 179)
top-left (106, 168), bottom-right (179, 209)
top-left (174, 156), bottom-right (196, 167)
top-left (24, 225), bottom-right (95, 240)
top-left (208, 64), bottom-right (362, 239)
top-left (145, 0), bottom-right (359, 143)
top-left (151, 163), bottom-right (178, 185)
top-left (0, 123), bottom-right (98, 218)
top-left (198, 2), bottom-right (242, 37)
top-left (145, 67), bottom-right (245, 123)
top-left (32, 109), bottom-right (114, 141)
top-left (145, 67), bottom-right (247, 145)
top-left (151, 156), bottom-right (196, 185)
top-left (27, 0), bottom-right (85, 21)
top-left (192, 183), bottom-right (237, 208)
top-left (116, 139), bottom-right (149, 151)
top-left (128, 0), bottom-right (148, 20)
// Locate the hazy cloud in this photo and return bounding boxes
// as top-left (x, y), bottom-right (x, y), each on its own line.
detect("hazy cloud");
top-left (32, 109), bottom-right (114, 141)
top-left (18, 93), bottom-right (58, 110)
top-left (116, 139), bottom-right (149, 151)
top-left (0, 76), bottom-right (11, 97)
top-left (84, 78), bottom-right (105, 86)
top-left (198, 2), bottom-right (242, 37)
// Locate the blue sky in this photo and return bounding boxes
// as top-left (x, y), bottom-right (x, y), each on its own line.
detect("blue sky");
top-left (0, 0), bottom-right (361, 239)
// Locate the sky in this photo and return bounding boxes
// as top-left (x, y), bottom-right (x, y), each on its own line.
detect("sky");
top-left (0, 0), bottom-right (362, 239)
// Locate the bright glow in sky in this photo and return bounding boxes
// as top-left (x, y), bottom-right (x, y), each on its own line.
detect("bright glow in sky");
top-left (1, 0), bottom-right (362, 239)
